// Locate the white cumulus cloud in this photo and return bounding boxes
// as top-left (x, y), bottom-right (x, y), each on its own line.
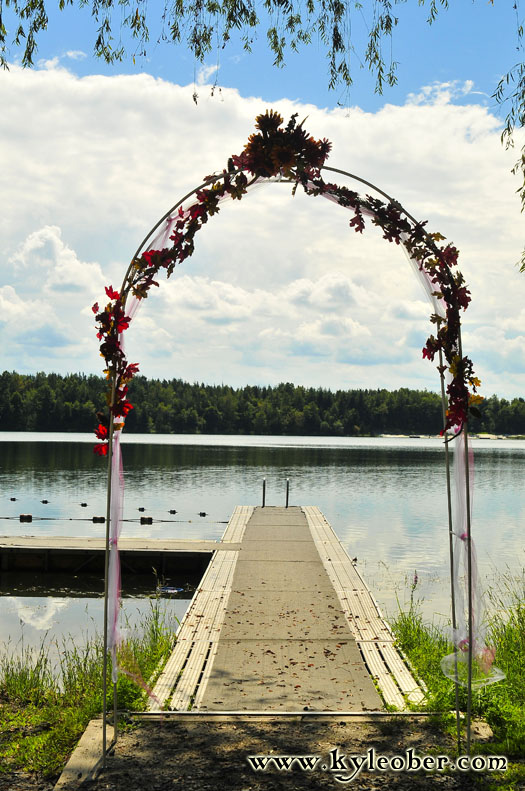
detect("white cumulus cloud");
top-left (0, 65), bottom-right (522, 395)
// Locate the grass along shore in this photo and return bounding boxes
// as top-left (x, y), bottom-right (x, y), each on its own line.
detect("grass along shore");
top-left (0, 597), bottom-right (178, 783)
top-left (391, 569), bottom-right (525, 789)
top-left (0, 575), bottom-right (523, 788)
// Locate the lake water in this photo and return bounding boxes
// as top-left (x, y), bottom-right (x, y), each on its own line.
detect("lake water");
top-left (1, 432), bottom-right (524, 657)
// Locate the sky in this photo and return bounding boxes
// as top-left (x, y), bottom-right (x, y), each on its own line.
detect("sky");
top-left (1, 1), bottom-right (524, 399)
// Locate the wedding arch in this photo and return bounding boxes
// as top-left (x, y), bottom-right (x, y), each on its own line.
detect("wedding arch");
top-left (92, 111), bottom-right (501, 762)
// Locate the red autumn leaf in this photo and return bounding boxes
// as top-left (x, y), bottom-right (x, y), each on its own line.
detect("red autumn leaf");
top-left (141, 250), bottom-right (163, 267)
top-left (169, 232), bottom-right (183, 247)
top-left (94, 423), bottom-right (108, 440)
top-left (105, 285), bottom-right (120, 300)
top-left (112, 400), bottom-right (134, 417)
top-left (122, 363), bottom-right (139, 380)
top-left (349, 212), bottom-right (365, 233)
top-left (91, 302), bottom-right (99, 314)
top-left (189, 203), bottom-right (206, 220)
top-left (93, 443), bottom-right (108, 456)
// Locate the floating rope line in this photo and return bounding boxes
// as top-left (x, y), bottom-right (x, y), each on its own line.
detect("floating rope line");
top-left (0, 516), bottom-right (228, 524)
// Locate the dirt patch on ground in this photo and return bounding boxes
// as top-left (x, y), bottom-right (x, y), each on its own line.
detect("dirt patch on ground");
top-left (0, 773), bottom-right (55, 791)
top-left (83, 716), bottom-right (480, 790)
top-left (0, 715), bottom-right (504, 790)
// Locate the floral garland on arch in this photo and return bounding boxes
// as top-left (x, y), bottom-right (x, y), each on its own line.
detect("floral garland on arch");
top-left (92, 110), bottom-right (482, 451)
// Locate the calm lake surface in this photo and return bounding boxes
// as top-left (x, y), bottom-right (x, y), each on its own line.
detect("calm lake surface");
top-left (0, 432), bottom-right (524, 655)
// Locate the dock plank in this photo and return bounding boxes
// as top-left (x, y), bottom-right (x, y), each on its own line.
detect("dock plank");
top-left (0, 537), bottom-right (238, 552)
top-left (302, 506), bottom-right (424, 709)
top-left (150, 507), bottom-right (253, 710)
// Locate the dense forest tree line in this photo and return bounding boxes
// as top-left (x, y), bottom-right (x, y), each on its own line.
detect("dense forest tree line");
top-left (1, 371), bottom-right (525, 437)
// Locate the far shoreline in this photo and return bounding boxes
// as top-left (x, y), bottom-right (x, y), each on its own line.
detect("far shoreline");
top-left (1, 431), bottom-right (524, 444)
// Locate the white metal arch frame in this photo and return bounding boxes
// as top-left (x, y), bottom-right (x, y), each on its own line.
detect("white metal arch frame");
top-left (96, 146), bottom-right (486, 767)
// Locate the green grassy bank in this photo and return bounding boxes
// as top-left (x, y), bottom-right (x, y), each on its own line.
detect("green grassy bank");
top-left (391, 570), bottom-right (525, 789)
top-left (0, 598), bottom-right (177, 781)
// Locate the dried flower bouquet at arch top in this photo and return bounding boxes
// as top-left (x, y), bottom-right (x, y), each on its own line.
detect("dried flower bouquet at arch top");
top-left (92, 109), bottom-right (482, 451)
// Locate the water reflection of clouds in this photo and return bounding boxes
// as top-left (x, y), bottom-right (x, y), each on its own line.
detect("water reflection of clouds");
top-left (342, 519), bottom-right (447, 574)
top-left (10, 596), bottom-right (70, 631)
top-left (338, 509), bottom-right (452, 619)
top-left (0, 596), bottom-right (189, 665)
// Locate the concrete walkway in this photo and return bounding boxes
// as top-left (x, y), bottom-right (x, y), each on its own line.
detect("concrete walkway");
top-left (151, 506), bottom-right (426, 712)
top-left (198, 506), bottom-right (382, 710)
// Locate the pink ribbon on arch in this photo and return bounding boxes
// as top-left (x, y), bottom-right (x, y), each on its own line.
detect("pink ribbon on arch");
top-left (450, 429), bottom-right (485, 658)
top-left (107, 292), bottom-right (142, 684)
top-left (108, 427), bottom-right (124, 683)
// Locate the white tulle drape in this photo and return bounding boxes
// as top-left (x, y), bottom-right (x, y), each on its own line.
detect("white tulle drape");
top-left (440, 432), bottom-right (504, 687)
top-left (106, 174), bottom-right (503, 691)
top-left (107, 294), bottom-right (142, 683)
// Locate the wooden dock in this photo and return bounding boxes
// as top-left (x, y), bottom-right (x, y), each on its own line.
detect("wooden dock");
top-left (0, 536), bottom-right (222, 575)
top-left (150, 506), bottom-right (425, 712)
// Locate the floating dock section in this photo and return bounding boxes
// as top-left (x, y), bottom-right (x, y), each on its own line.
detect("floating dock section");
top-left (0, 536), bottom-right (226, 577)
top-left (151, 506), bottom-right (425, 712)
